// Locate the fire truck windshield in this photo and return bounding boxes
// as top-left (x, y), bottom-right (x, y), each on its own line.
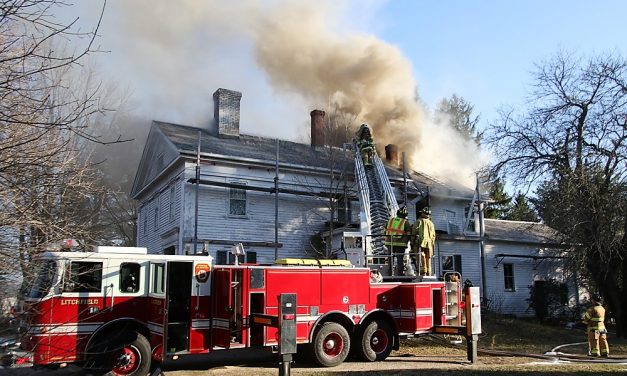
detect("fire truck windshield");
top-left (21, 259), bottom-right (56, 299)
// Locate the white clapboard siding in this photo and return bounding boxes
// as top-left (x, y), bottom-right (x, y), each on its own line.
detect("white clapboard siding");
top-left (434, 240), bottom-right (482, 288)
top-left (484, 242), bottom-right (574, 317)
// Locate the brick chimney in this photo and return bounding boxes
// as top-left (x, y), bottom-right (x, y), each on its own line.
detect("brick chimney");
top-left (310, 109), bottom-right (325, 147)
top-left (213, 88), bottom-right (242, 138)
top-left (385, 144), bottom-right (399, 166)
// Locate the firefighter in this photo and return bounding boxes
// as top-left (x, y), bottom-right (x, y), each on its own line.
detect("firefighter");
top-left (356, 124), bottom-right (375, 166)
top-left (384, 206), bottom-right (411, 276)
top-left (411, 207), bottom-right (436, 276)
top-left (582, 294), bottom-right (609, 357)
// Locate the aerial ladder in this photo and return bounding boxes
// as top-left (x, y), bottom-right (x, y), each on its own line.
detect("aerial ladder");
top-left (354, 137), bottom-right (404, 277)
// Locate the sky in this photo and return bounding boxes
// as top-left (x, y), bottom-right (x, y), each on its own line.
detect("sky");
top-left (53, 0), bottom-right (627, 186)
top-left (375, 0), bottom-right (627, 128)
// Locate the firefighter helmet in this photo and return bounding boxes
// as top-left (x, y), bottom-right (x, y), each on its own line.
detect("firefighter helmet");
top-left (397, 206), bottom-right (408, 218)
top-left (420, 207), bottom-right (431, 216)
top-left (591, 294), bottom-right (602, 303)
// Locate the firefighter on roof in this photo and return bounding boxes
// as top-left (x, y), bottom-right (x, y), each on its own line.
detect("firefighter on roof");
top-left (411, 207), bottom-right (436, 276)
top-left (384, 206), bottom-right (411, 276)
top-left (583, 294), bottom-right (609, 357)
top-left (356, 124), bottom-right (375, 166)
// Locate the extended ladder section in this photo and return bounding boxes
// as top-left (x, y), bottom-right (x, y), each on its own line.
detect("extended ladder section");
top-left (354, 145), bottom-right (399, 259)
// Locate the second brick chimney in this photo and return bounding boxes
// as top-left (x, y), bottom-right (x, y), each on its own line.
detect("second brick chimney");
top-left (213, 88), bottom-right (242, 138)
top-left (385, 144), bottom-right (399, 166)
top-left (310, 109), bottom-right (326, 147)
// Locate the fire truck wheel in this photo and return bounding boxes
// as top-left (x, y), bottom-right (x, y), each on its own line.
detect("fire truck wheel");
top-left (90, 331), bottom-right (151, 376)
top-left (357, 320), bottom-right (393, 362)
top-left (312, 322), bottom-right (350, 367)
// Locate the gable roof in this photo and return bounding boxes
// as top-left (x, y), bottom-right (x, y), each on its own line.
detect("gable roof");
top-left (156, 121), bottom-right (352, 171)
top-left (484, 219), bottom-right (564, 245)
top-left (134, 121), bottom-right (481, 201)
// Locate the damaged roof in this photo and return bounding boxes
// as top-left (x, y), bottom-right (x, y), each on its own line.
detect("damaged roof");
top-left (484, 219), bottom-right (565, 245)
top-left (157, 121), bottom-right (352, 171)
top-left (155, 121), bottom-right (477, 199)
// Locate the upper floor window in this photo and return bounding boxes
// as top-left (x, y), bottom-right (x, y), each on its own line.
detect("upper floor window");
top-left (169, 185), bottom-right (176, 221)
top-left (504, 263), bottom-right (515, 291)
top-left (337, 197), bottom-right (351, 224)
top-left (142, 209), bottom-right (148, 236)
top-left (445, 210), bottom-right (459, 234)
top-left (229, 184), bottom-right (247, 216)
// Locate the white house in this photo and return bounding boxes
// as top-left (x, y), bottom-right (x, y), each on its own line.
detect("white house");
top-left (131, 88), bottom-right (574, 317)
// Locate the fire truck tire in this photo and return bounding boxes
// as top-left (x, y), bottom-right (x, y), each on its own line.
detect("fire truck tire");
top-left (89, 331), bottom-right (151, 376)
top-left (357, 319), bottom-right (393, 362)
top-left (311, 322), bottom-right (350, 367)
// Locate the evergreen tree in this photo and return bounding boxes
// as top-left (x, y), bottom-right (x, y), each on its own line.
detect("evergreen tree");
top-left (508, 193), bottom-right (538, 222)
top-left (435, 94), bottom-right (483, 145)
top-left (484, 177), bottom-right (512, 219)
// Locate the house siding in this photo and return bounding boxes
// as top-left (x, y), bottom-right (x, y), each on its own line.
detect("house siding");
top-left (484, 242), bottom-right (575, 317)
top-left (434, 240), bottom-right (481, 288)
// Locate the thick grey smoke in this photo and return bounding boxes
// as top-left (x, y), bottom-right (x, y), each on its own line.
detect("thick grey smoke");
top-left (84, 0), bottom-right (486, 186)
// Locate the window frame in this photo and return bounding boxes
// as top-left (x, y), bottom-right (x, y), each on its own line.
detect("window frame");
top-left (119, 262), bottom-right (141, 294)
top-left (150, 262), bottom-right (165, 296)
top-left (441, 254), bottom-right (462, 274)
top-left (503, 263), bottom-right (515, 291)
top-left (169, 185), bottom-right (176, 221)
top-left (64, 261), bottom-right (103, 293)
top-left (154, 207), bottom-right (159, 231)
top-left (228, 183), bottom-right (247, 217)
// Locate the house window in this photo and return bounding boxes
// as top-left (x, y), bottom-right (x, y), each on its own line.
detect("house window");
top-left (229, 185), bottom-right (247, 216)
top-left (119, 263), bottom-right (141, 293)
top-left (337, 197), bottom-right (351, 224)
top-left (504, 263), bottom-right (515, 291)
top-left (142, 210), bottom-right (148, 236)
top-left (65, 261), bottom-right (103, 293)
top-left (445, 210), bottom-right (458, 234)
top-left (216, 250), bottom-right (227, 265)
top-left (216, 250), bottom-right (257, 264)
top-left (169, 185), bottom-right (175, 221)
top-left (154, 207), bottom-right (159, 231)
top-left (442, 255), bottom-right (462, 274)
top-left (464, 205), bottom-right (476, 232)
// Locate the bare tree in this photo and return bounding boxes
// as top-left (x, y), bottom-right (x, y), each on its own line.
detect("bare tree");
top-left (297, 109), bottom-right (357, 259)
top-left (0, 0), bottom-right (137, 321)
top-left (486, 51), bottom-right (627, 336)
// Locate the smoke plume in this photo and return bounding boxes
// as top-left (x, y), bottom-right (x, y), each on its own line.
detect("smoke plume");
top-left (91, 0), bottom-right (485, 186)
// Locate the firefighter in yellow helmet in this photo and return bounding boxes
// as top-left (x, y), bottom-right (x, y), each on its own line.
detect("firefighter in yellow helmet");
top-left (384, 206), bottom-right (411, 276)
top-left (411, 207), bottom-right (436, 276)
top-left (582, 294), bottom-right (609, 357)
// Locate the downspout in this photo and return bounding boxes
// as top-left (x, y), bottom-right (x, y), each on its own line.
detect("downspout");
top-left (402, 152), bottom-right (408, 205)
top-left (274, 139), bottom-right (280, 261)
top-left (477, 175), bottom-right (488, 303)
top-left (194, 131), bottom-right (201, 255)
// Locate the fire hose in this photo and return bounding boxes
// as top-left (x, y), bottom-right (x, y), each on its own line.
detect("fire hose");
top-left (419, 334), bottom-right (627, 364)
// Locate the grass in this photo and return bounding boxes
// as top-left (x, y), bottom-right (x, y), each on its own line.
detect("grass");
top-left (375, 315), bottom-right (627, 375)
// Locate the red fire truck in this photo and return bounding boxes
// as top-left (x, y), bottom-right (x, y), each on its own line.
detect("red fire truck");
top-left (18, 246), bottom-right (480, 375)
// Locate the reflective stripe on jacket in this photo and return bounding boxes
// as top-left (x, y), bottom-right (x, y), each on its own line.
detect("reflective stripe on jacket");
top-left (385, 217), bottom-right (410, 247)
top-left (583, 304), bottom-right (606, 331)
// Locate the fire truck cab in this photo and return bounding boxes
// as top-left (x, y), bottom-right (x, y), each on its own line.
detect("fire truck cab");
top-left (20, 247), bottom-right (213, 375)
top-left (19, 246), bottom-right (476, 375)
